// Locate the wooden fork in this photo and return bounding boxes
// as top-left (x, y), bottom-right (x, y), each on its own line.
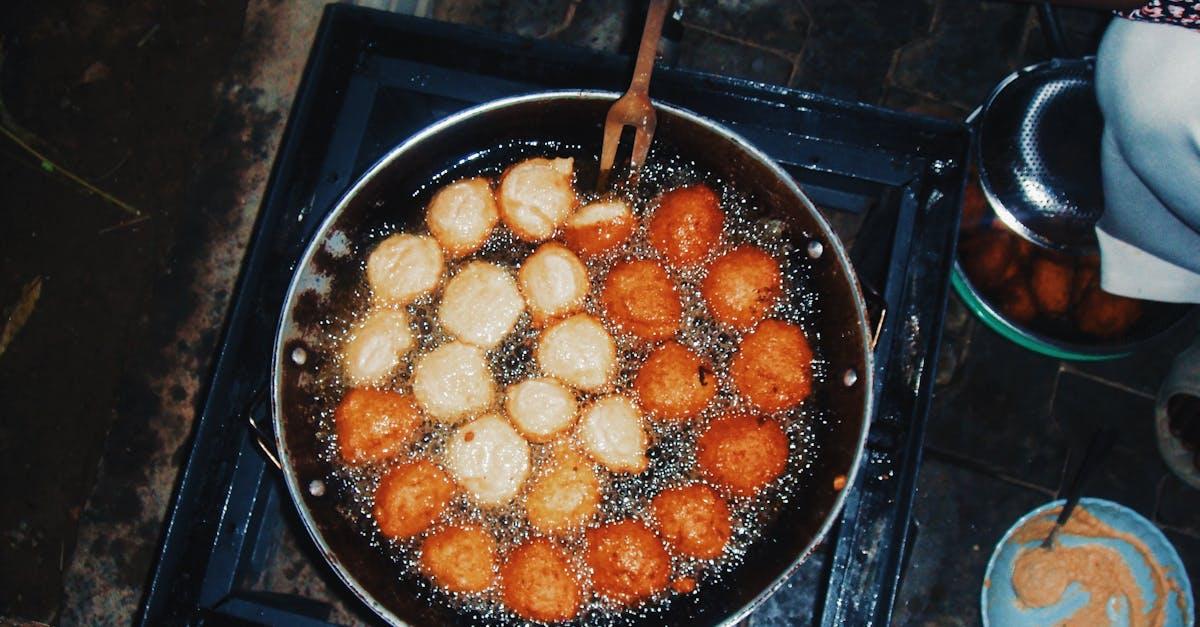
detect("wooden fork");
top-left (598, 0), bottom-right (672, 191)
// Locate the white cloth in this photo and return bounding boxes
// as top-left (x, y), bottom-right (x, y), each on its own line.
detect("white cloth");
top-left (1094, 17), bottom-right (1200, 302)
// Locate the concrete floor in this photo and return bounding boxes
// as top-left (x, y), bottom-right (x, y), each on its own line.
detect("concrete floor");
top-left (4, 1), bottom-right (1186, 625)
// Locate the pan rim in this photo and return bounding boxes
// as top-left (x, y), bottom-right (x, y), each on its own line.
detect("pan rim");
top-left (271, 89), bottom-right (874, 626)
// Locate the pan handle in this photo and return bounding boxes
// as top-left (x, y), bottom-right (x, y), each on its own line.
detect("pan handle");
top-left (241, 382), bottom-right (282, 471)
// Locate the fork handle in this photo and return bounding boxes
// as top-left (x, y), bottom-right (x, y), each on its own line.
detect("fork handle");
top-left (629, 0), bottom-right (671, 95)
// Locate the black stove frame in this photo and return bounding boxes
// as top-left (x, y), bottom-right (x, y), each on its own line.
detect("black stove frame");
top-left (141, 5), bottom-right (970, 625)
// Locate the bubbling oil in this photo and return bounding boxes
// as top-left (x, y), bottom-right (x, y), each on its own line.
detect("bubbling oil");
top-left (306, 140), bottom-right (832, 625)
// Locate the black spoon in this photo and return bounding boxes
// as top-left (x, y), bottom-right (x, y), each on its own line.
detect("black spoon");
top-left (1042, 427), bottom-right (1118, 549)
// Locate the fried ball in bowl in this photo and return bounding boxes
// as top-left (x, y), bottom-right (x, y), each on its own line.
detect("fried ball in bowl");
top-left (518, 242), bottom-right (590, 326)
top-left (696, 413), bottom-right (789, 497)
top-left (412, 341), bottom-right (496, 424)
top-left (647, 184), bottom-right (724, 269)
top-left (997, 277), bottom-right (1037, 324)
top-left (439, 261), bottom-right (525, 349)
top-left (419, 525), bottom-right (496, 593)
top-left (1030, 254), bottom-right (1074, 317)
top-left (650, 483), bottom-right (732, 559)
top-left (444, 413), bottom-right (531, 506)
top-left (562, 199), bottom-right (635, 258)
top-left (501, 538), bottom-right (582, 622)
top-left (366, 233), bottom-right (444, 306)
top-left (634, 341), bottom-right (716, 422)
top-left (536, 314), bottom-right (617, 392)
top-left (498, 157), bottom-right (576, 242)
top-left (730, 319), bottom-right (813, 413)
top-left (504, 377), bottom-right (578, 443)
top-left (373, 460), bottom-right (455, 539)
top-left (335, 388), bottom-right (423, 465)
top-left (585, 520), bottom-right (671, 605)
top-left (526, 446), bottom-right (601, 534)
top-left (577, 395), bottom-right (649, 473)
top-left (425, 177), bottom-right (499, 258)
top-left (1075, 285), bottom-right (1144, 338)
top-left (342, 308), bottom-right (414, 387)
top-left (601, 259), bottom-right (681, 342)
top-left (701, 245), bottom-right (782, 330)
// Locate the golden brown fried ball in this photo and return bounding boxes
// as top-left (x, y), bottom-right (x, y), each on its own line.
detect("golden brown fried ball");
top-left (425, 177), bottom-right (499, 258)
top-left (419, 525), bottom-right (496, 593)
top-left (562, 199), bottom-right (635, 258)
top-left (1072, 255), bottom-right (1100, 305)
top-left (525, 447), bottom-right (601, 534)
top-left (601, 259), bottom-right (681, 341)
top-left (696, 414), bottom-right (789, 497)
top-left (998, 277), bottom-right (1037, 324)
top-left (1075, 285), bottom-right (1143, 338)
top-left (501, 539), bottom-right (582, 622)
top-left (584, 520), bottom-right (671, 605)
top-left (498, 158), bottom-right (576, 242)
top-left (701, 245), bottom-right (782, 330)
top-left (335, 389), bottom-right (423, 465)
top-left (730, 320), bottom-right (813, 413)
top-left (373, 460), bottom-right (455, 539)
top-left (647, 184), bottom-right (724, 269)
top-left (960, 228), bottom-right (1020, 291)
top-left (650, 484), bottom-right (732, 559)
top-left (1030, 254), bottom-right (1074, 317)
top-left (634, 341), bottom-right (716, 422)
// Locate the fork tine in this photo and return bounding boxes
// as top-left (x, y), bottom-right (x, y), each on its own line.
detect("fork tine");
top-left (629, 116), bottom-right (656, 173)
top-left (598, 119), bottom-right (624, 191)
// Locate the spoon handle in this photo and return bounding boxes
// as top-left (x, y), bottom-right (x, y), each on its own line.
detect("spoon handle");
top-left (1042, 427), bottom-right (1117, 548)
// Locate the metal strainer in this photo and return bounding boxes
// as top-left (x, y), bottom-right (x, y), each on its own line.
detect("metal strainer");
top-left (975, 56), bottom-right (1104, 254)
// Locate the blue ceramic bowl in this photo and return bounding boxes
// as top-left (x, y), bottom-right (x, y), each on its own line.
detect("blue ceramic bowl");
top-left (982, 498), bottom-right (1193, 626)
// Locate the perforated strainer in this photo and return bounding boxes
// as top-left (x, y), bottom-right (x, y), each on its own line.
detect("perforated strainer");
top-left (974, 56), bottom-right (1104, 254)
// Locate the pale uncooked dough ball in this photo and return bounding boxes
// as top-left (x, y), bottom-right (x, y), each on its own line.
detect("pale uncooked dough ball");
top-left (439, 261), bottom-right (525, 349)
top-left (577, 396), bottom-right (648, 473)
top-left (342, 308), bottom-right (414, 387)
top-left (536, 314), bottom-right (616, 392)
top-left (412, 341), bottom-right (495, 423)
top-left (444, 413), bottom-right (531, 506)
top-left (505, 377), bottom-right (578, 442)
top-left (518, 242), bottom-right (589, 325)
top-left (366, 234), bottom-right (444, 306)
top-left (426, 177), bottom-right (499, 258)
top-left (498, 158), bottom-right (575, 242)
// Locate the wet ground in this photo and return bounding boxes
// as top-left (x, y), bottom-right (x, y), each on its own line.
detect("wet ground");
top-left (0, 1), bottom-right (1194, 625)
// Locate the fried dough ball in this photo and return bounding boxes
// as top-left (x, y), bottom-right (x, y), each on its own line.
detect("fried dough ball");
top-left (504, 377), bottom-right (578, 442)
top-left (577, 395), bottom-right (648, 473)
top-left (526, 447), bottom-right (601, 534)
top-left (585, 520), bottom-right (671, 605)
top-left (730, 320), bottom-right (813, 413)
top-left (419, 525), bottom-right (496, 593)
top-left (335, 389), bottom-right (423, 465)
top-left (501, 539), bottom-right (581, 622)
top-left (536, 314), bottom-right (617, 392)
top-left (647, 184), bottom-right (724, 269)
top-left (561, 199), bottom-right (635, 258)
top-left (1072, 255), bottom-right (1100, 305)
top-left (696, 414), bottom-right (789, 497)
top-left (998, 277), bottom-right (1037, 324)
top-left (498, 157), bottom-right (576, 242)
top-left (959, 228), bottom-right (1020, 291)
top-left (425, 177), bottom-right (499, 258)
top-left (439, 261), bottom-right (525, 348)
top-left (650, 484), bottom-right (732, 559)
top-left (373, 460), bottom-right (455, 539)
top-left (518, 243), bottom-right (590, 325)
top-left (701, 245), bottom-right (782, 330)
top-left (366, 234), bottom-right (444, 306)
top-left (1030, 255), bottom-right (1074, 316)
top-left (342, 308), bottom-right (414, 387)
top-left (412, 341), bottom-right (496, 423)
top-left (444, 414), bottom-right (530, 506)
top-left (634, 341), bottom-right (716, 422)
top-left (601, 259), bottom-right (681, 342)
top-left (1075, 285), bottom-right (1143, 338)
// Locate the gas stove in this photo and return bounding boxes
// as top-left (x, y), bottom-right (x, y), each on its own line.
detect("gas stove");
top-left (141, 5), bottom-right (969, 625)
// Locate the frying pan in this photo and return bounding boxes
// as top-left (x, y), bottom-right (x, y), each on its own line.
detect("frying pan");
top-left (271, 91), bottom-right (873, 625)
